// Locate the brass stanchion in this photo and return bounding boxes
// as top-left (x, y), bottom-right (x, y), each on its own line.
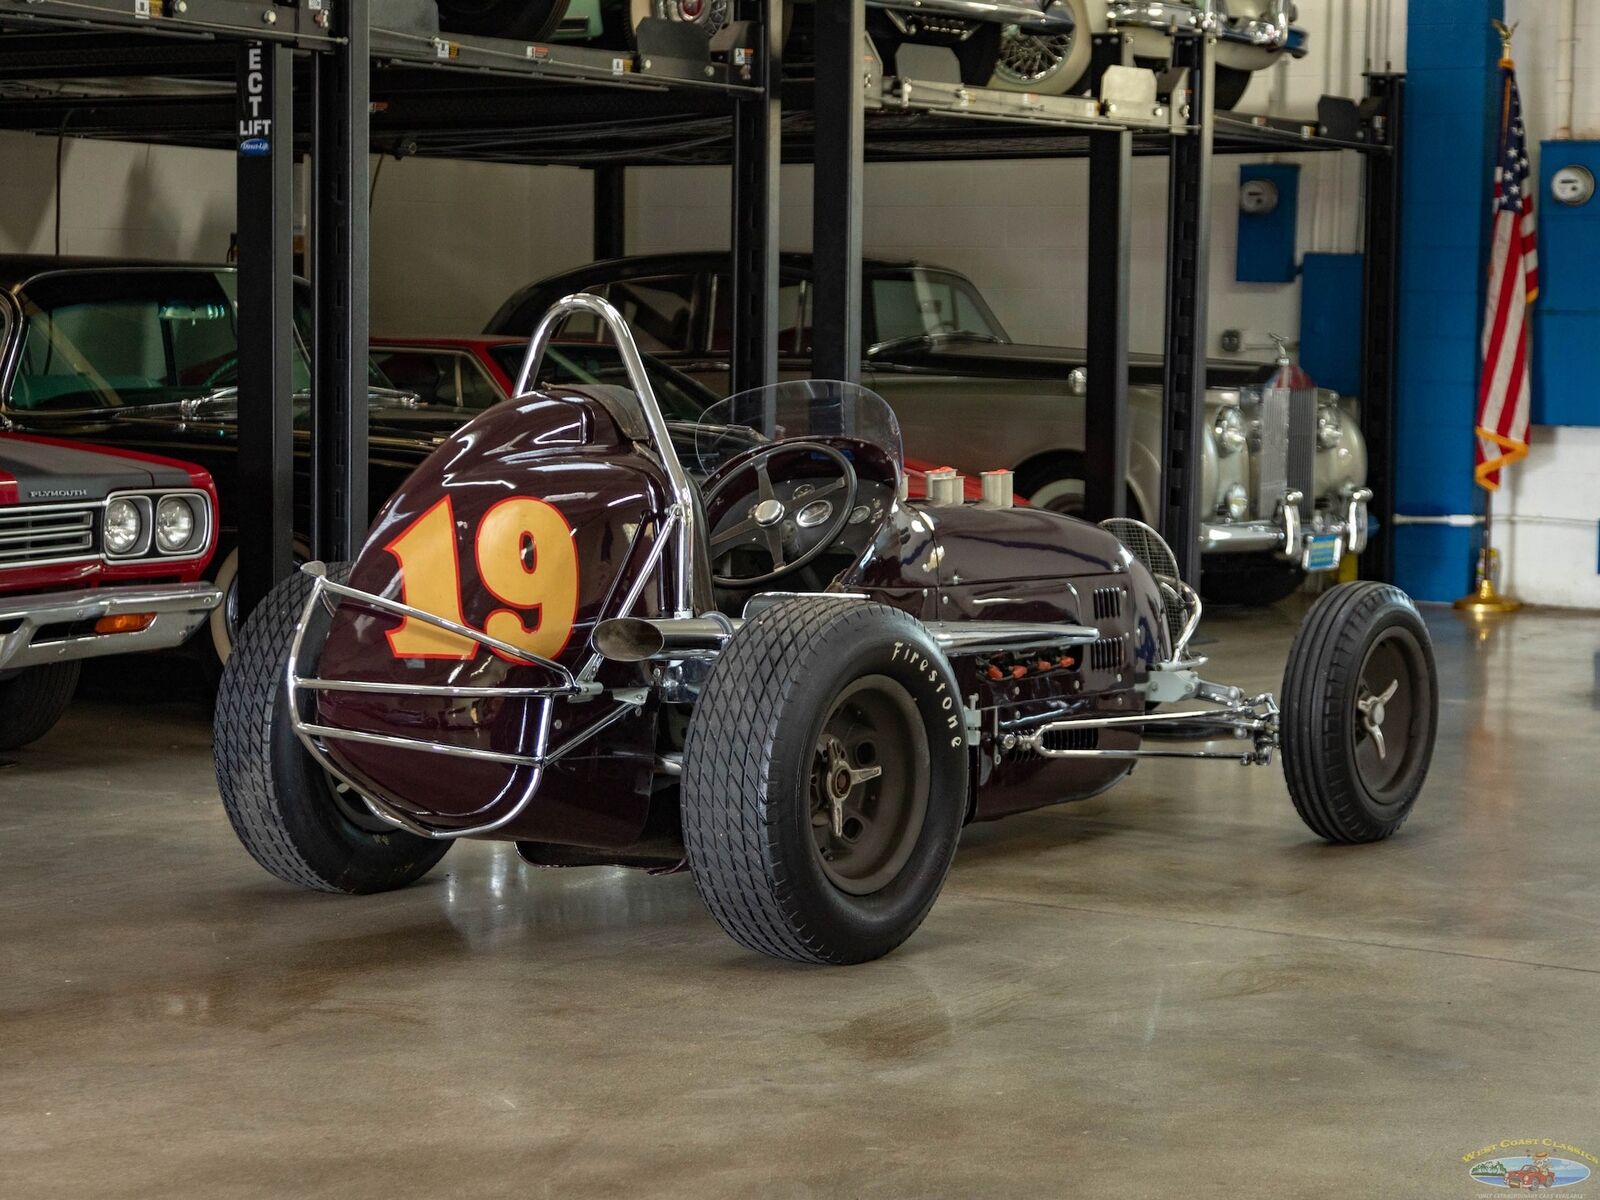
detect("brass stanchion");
top-left (1455, 501), bottom-right (1521, 615)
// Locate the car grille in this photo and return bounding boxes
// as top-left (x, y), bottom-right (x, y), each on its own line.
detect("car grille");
top-left (1256, 384), bottom-right (1318, 518)
top-left (1088, 635), bottom-right (1126, 673)
top-left (1042, 727), bottom-right (1101, 753)
top-left (1092, 586), bottom-right (1125, 622)
top-left (0, 504), bottom-right (97, 567)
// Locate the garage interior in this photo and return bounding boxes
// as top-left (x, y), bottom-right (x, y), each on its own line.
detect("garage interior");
top-left (2, 0), bottom-right (1597, 1196)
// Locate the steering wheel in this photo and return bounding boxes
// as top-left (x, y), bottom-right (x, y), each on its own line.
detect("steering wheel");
top-left (702, 441), bottom-right (858, 588)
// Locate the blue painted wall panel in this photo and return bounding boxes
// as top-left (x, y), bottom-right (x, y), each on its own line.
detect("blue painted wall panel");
top-left (1534, 139), bottom-right (1600, 426)
top-left (1236, 164), bottom-right (1301, 283)
top-left (1395, 0), bottom-right (1503, 600)
top-left (1299, 253), bottom-right (1363, 397)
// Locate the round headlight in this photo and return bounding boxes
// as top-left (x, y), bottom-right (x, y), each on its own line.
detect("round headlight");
top-left (156, 496), bottom-right (197, 553)
top-left (1222, 483), bottom-right (1250, 522)
top-left (104, 497), bottom-right (143, 555)
top-left (1213, 407), bottom-right (1248, 456)
top-left (1317, 409), bottom-right (1344, 449)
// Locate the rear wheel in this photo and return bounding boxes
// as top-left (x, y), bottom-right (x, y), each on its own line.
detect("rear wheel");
top-left (0, 662), bottom-right (81, 751)
top-left (213, 565), bottom-right (450, 893)
top-left (681, 598), bottom-right (968, 964)
top-left (1281, 582), bottom-right (1437, 844)
top-left (1015, 453), bottom-right (1142, 519)
top-left (435, 0), bottom-right (570, 41)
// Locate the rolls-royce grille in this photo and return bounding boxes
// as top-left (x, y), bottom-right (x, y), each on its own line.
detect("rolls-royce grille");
top-left (1089, 635), bottom-right (1126, 672)
top-left (0, 505), bottom-right (97, 566)
top-left (1092, 586), bottom-right (1125, 622)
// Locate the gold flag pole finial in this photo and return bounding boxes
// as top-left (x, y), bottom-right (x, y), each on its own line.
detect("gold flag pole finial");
top-left (1493, 19), bottom-right (1517, 60)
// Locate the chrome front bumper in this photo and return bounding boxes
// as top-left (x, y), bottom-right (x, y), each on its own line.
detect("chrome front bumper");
top-left (0, 581), bottom-right (221, 673)
top-left (1105, 2), bottom-right (1307, 54)
top-left (1201, 488), bottom-right (1372, 567)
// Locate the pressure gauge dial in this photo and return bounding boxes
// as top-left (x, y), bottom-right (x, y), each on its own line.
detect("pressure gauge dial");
top-left (1551, 165), bottom-right (1595, 207)
top-left (1240, 178), bottom-right (1280, 215)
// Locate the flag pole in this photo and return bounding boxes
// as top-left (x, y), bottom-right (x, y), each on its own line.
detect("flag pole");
top-left (1457, 19), bottom-right (1527, 618)
top-left (1455, 477), bottom-right (1523, 616)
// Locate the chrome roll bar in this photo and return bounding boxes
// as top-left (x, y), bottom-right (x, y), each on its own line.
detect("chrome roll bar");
top-left (514, 293), bottom-right (699, 618)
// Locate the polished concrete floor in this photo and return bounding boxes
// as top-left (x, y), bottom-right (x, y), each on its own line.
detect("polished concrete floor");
top-left (2, 601), bottom-right (1597, 1199)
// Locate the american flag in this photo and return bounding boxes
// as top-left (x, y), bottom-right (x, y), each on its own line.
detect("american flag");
top-left (1475, 53), bottom-right (1538, 491)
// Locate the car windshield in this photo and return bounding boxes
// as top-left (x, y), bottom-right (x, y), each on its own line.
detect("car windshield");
top-left (9, 270), bottom-right (313, 412)
top-left (869, 267), bottom-right (1010, 347)
top-left (486, 341), bottom-right (713, 422)
top-left (695, 380), bottom-right (903, 479)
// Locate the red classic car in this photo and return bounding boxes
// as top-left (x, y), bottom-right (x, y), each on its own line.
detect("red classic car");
top-left (1505, 1163), bottom-right (1557, 1189)
top-left (0, 433), bottom-right (221, 749)
top-left (369, 334), bottom-right (993, 502)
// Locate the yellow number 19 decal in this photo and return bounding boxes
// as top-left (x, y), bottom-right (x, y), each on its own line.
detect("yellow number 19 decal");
top-left (384, 495), bottom-right (579, 663)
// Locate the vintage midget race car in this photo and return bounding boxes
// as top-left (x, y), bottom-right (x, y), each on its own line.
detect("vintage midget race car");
top-left (214, 297), bottom-right (1437, 965)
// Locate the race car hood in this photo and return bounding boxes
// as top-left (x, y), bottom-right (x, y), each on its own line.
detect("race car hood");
top-left (0, 433), bottom-right (197, 504)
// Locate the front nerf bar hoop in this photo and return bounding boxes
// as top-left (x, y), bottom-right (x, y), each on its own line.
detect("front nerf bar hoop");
top-left (282, 564), bottom-right (639, 841)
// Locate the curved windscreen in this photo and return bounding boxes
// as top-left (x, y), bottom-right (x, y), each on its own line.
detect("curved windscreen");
top-left (695, 380), bottom-right (903, 479)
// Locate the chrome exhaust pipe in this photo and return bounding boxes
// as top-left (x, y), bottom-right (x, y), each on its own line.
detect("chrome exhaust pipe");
top-left (591, 615), bottom-right (740, 663)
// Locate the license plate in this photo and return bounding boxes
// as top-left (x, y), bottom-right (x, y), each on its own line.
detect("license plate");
top-left (1303, 533), bottom-right (1342, 573)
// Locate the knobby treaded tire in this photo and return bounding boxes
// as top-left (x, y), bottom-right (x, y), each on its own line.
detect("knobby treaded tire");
top-left (1280, 581), bottom-right (1437, 844)
top-left (213, 566), bottom-right (450, 893)
top-left (681, 597), bottom-right (968, 965)
top-left (0, 661), bottom-right (81, 750)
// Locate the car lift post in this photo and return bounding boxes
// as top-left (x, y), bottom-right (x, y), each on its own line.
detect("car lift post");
top-left (310, 0), bottom-right (370, 565)
top-left (811, 0), bottom-right (865, 384)
top-left (1359, 73), bottom-right (1404, 585)
top-left (234, 38), bottom-right (295, 619)
top-left (1160, 29), bottom-right (1215, 588)
top-left (1084, 123), bottom-right (1133, 522)
top-left (729, 0), bottom-right (782, 396)
top-left (593, 165), bottom-right (626, 261)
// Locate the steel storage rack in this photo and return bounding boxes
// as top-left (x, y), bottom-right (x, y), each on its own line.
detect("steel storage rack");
top-left (0, 0), bottom-right (1402, 595)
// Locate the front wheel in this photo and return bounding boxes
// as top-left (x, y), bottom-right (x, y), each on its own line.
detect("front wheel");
top-left (213, 566), bottom-right (450, 893)
top-left (0, 661), bottom-right (81, 751)
top-left (681, 598), bottom-right (968, 964)
top-left (1280, 582), bottom-right (1437, 844)
top-left (988, 0), bottom-right (1091, 95)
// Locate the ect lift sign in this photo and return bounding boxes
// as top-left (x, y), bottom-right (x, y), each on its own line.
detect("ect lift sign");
top-left (238, 44), bottom-right (273, 157)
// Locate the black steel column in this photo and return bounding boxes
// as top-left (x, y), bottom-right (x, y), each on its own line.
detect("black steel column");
top-left (1084, 127), bottom-right (1132, 522)
top-left (593, 165), bottom-right (626, 262)
top-left (234, 39), bottom-right (294, 618)
top-left (729, 0), bottom-right (782, 396)
top-left (1159, 30), bottom-right (1214, 587)
top-left (1359, 73), bottom-right (1405, 584)
top-left (811, 0), bottom-right (864, 382)
top-left (310, 0), bottom-right (370, 564)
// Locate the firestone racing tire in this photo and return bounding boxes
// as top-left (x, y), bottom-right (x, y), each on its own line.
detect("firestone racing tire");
top-left (0, 661), bottom-right (81, 751)
top-left (213, 565), bottom-right (450, 894)
top-left (1280, 582), bottom-right (1438, 844)
top-left (681, 597), bottom-right (968, 964)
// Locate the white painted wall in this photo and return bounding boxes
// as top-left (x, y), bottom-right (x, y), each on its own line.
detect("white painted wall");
top-left (1495, 0), bottom-right (1600, 610)
top-left (0, 131), bottom-right (594, 335)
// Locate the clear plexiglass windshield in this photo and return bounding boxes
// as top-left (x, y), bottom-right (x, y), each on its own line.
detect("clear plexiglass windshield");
top-left (695, 380), bottom-right (903, 479)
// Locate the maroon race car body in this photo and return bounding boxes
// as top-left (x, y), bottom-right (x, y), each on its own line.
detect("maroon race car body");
top-left (214, 296), bottom-right (1438, 965)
